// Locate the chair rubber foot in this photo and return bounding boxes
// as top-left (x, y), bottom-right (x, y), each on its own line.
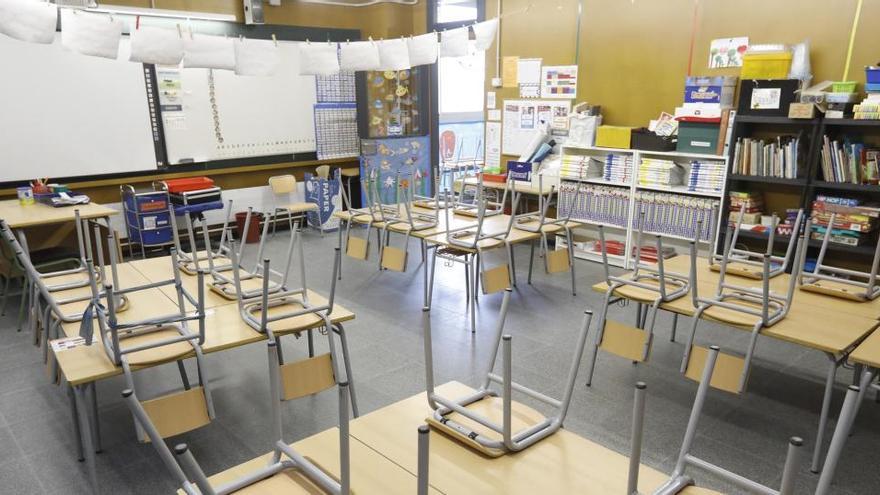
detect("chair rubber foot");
top-left (810, 469), bottom-right (820, 474)
top-left (78, 458), bottom-right (85, 463)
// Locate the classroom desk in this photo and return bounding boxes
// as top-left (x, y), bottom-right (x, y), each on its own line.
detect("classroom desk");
top-left (591, 254), bottom-right (880, 473)
top-left (348, 381), bottom-right (718, 494)
top-left (0, 199), bottom-right (117, 229)
top-left (187, 427), bottom-right (441, 494)
top-left (52, 260), bottom-right (355, 493)
top-left (455, 177), bottom-right (556, 196)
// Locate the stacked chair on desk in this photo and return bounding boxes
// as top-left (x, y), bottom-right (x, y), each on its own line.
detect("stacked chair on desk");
top-left (159, 177), bottom-right (226, 275)
top-left (680, 210), bottom-right (805, 395)
top-left (452, 170), bottom-right (507, 218)
top-left (584, 214), bottom-right (696, 387)
top-left (798, 213), bottom-right (880, 301)
top-left (377, 168), bottom-right (439, 273)
top-left (423, 289), bottom-right (593, 456)
top-left (431, 177), bottom-right (519, 333)
top-left (340, 169), bottom-right (386, 264)
top-left (709, 206), bottom-right (801, 280)
top-left (512, 172), bottom-right (584, 296)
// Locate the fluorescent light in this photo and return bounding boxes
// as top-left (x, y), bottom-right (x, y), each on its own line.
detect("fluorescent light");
top-left (84, 4), bottom-right (236, 22)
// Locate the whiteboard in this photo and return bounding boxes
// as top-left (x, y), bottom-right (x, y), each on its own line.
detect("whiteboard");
top-left (0, 34), bottom-right (157, 183)
top-left (162, 41), bottom-right (318, 164)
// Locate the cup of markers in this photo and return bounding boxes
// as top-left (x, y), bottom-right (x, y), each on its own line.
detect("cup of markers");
top-left (17, 186), bottom-right (34, 206)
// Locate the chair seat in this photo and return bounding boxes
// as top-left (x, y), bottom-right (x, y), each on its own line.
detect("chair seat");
top-left (800, 279), bottom-right (870, 302)
top-left (121, 327), bottom-right (195, 366)
top-left (612, 284), bottom-right (664, 304)
top-left (283, 202), bottom-right (318, 214)
top-left (516, 219), bottom-right (565, 234)
top-left (702, 304), bottom-right (763, 328)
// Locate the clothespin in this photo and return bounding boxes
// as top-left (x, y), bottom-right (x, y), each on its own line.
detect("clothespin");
top-left (239, 34), bottom-right (244, 42)
top-left (135, 15), bottom-right (140, 30)
top-left (306, 38), bottom-right (311, 45)
top-left (176, 23), bottom-right (182, 39)
top-left (345, 38), bottom-right (350, 44)
top-left (272, 34), bottom-right (278, 46)
top-left (368, 36), bottom-right (375, 45)
top-left (188, 25), bottom-right (194, 40)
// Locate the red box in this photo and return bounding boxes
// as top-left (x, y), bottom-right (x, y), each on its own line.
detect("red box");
top-left (160, 177), bottom-right (215, 194)
top-left (483, 173), bottom-right (508, 183)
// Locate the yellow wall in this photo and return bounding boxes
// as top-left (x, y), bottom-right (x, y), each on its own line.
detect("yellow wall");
top-left (484, 0), bottom-right (879, 128)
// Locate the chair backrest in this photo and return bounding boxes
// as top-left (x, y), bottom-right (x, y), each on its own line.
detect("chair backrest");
top-left (269, 175), bottom-right (297, 195)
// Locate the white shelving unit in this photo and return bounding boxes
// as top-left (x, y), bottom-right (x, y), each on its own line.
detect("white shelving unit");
top-left (557, 145), bottom-right (729, 269)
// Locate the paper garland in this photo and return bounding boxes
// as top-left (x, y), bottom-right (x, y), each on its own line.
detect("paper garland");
top-left (183, 33), bottom-right (235, 70)
top-left (60, 9), bottom-right (123, 60)
top-left (300, 42), bottom-right (341, 76)
top-left (377, 38), bottom-right (410, 71)
top-left (473, 18), bottom-right (498, 51)
top-left (439, 26), bottom-right (468, 58)
top-left (129, 25), bottom-right (184, 66)
top-left (0, 0), bottom-right (57, 44)
top-left (407, 33), bottom-right (438, 67)
top-left (234, 38), bottom-right (280, 76)
top-left (340, 40), bottom-right (381, 71)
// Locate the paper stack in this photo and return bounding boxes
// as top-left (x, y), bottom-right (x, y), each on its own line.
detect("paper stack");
top-left (638, 158), bottom-right (684, 188)
top-left (687, 160), bottom-right (726, 194)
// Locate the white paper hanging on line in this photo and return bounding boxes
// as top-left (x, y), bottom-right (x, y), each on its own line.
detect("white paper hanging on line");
top-left (340, 40), bottom-right (380, 71)
top-left (0, 0), bottom-right (57, 44)
top-left (407, 32), bottom-right (438, 66)
top-left (300, 42), bottom-right (340, 76)
top-left (439, 26), bottom-right (468, 58)
top-left (473, 18), bottom-right (498, 51)
top-left (517, 58), bottom-right (542, 85)
top-left (183, 33), bottom-right (235, 70)
top-left (60, 9), bottom-right (123, 60)
top-left (129, 25), bottom-right (184, 66)
top-left (234, 38), bottom-right (280, 76)
top-left (377, 38), bottom-right (410, 71)
top-left (485, 121), bottom-right (502, 170)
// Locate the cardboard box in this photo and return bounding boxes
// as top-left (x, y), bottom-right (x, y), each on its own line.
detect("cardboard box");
top-left (685, 76), bottom-right (738, 108)
top-left (788, 103), bottom-right (816, 119)
top-left (676, 121), bottom-right (720, 154)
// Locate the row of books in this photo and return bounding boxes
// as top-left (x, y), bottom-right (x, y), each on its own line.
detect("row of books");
top-left (558, 183), bottom-right (630, 228)
top-left (687, 160), bottom-right (726, 194)
top-left (731, 135), bottom-right (801, 179)
top-left (854, 93), bottom-right (880, 120)
top-left (632, 191), bottom-right (719, 242)
top-left (638, 158), bottom-right (685, 188)
top-left (819, 136), bottom-right (880, 185)
top-left (604, 155), bottom-right (633, 184)
top-left (810, 195), bottom-right (879, 247)
top-left (728, 191), bottom-right (764, 214)
top-left (560, 155), bottom-right (591, 180)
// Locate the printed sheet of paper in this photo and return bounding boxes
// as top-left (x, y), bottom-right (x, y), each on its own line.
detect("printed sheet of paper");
top-left (486, 91), bottom-right (496, 109)
top-left (485, 121), bottom-right (502, 170)
top-left (517, 58), bottom-right (542, 98)
top-left (502, 56), bottom-right (519, 88)
top-left (708, 37), bottom-right (748, 68)
top-left (502, 99), bottom-right (570, 156)
top-left (541, 65), bottom-right (578, 99)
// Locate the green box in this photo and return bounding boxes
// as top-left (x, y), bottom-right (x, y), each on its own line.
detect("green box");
top-left (676, 121), bottom-right (720, 154)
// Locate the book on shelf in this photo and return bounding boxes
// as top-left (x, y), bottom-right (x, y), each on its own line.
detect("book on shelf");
top-left (731, 132), bottom-right (802, 179)
top-left (638, 158), bottom-right (684, 187)
top-left (728, 191), bottom-right (764, 213)
top-left (819, 135), bottom-right (880, 184)
top-left (688, 160), bottom-right (726, 193)
top-left (810, 195), bottom-right (879, 247)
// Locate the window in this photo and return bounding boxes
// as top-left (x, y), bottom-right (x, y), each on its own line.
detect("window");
top-left (435, 0), bottom-right (480, 24)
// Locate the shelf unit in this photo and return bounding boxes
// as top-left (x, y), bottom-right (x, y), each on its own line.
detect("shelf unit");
top-left (557, 145), bottom-right (728, 269)
top-left (717, 114), bottom-right (880, 267)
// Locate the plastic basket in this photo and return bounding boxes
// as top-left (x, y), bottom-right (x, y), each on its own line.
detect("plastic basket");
top-left (832, 81), bottom-right (857, 93)
top-left (741, 52), bottom-right (792, 79)
top-left (866, 67), bottom-right (880, 85)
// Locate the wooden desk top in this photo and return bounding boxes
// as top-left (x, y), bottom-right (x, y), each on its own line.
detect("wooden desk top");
top-left (349, 381), bottom-right (718, 495)
top-left (850, 330), bottom-right (880, 368)
top-left (591, 255), bottom-right (880, 354)
top-left (185, 427), bottom-right (440, 495)
top-left (0, 200), bottom-right (117, 228)
top-left (456, 177), bottom-right (556, 196)
top-left (128, 256), bottom-right (238, 310)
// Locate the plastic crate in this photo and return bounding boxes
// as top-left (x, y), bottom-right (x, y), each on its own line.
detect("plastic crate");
top-left (160, 177), bottom-right (215, 194)
top-left (741, 52), bottom-right (792, 79)
top-left (595, 126), bottom-right (633, 149)
top-left (867, 67), bottom-right (880, 85)
top-left (832, 81), bottom-right (857, 93)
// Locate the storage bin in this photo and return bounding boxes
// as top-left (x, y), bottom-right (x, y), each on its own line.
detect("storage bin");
top-left (866, 67), bottom-right (880, 84)
top-left (159, 177), bottom-right (215, 194)
top-left (631, 128), bottom-right (677, 152)
top-left (595, 126), bottom-right (633, 149)
top-left (676, 122), bottom-right (720, 154)
top-left (741, 52), bottom-right (792, 79)
top-left (737, 79), bottom-right (799, 116)
top-left (865, 83), bottom-right (880, 92)
top-left (831, 81), bottom-right (857, 93)
top-left (684, 76), bottom-right (738, 107)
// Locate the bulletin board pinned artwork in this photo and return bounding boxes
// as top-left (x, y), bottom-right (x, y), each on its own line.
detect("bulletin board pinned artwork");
top-left (365, 68), bottom-right (424, 138)
top-left (708, 37), bottom-right (749, 68)
top-left (360, 135), bottom-right (431, 205)
top-left (501, 100), bottom-right (571, 156)
top-left (541, 65), bottom-right (578, 99)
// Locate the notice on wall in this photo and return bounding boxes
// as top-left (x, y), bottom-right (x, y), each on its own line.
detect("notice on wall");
top-left (486, 91), bottom-right (496, 109)
top-left (517, 58), bottom-right (542, 98)
top-left (541, 65), bottom-right (578, 99)
top-left (502, 56), bottom-right (519, 88)
top-left (502, 99), bottom-right (570, 156)
top-left (485, 121), bottom-right (502, 171)
top-left (708, 37), bottom-right (749, 68)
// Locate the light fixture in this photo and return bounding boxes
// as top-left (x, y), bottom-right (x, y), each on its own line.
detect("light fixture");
top-left (296, 0), bottom-right (418, 6)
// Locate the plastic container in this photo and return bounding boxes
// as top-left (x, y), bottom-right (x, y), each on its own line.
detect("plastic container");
top-left (235, 211), bottom-right (264, 244)
top-left (16, 186), bottom-right (34, 205)
top-left (866, 67), bottom-right (880, 84)
top-left (160, 177), bottom-right (215, 194)
top-left (741, 52), bottom-right (793, 79)
top-left (631, 128), bottom-right (677, 152)
top-left (595, 126), bottom-right (633, 149)
top-left (831, 81), bottom-right (857, 93)
top-left (676, 122), bottom-right (720, 154)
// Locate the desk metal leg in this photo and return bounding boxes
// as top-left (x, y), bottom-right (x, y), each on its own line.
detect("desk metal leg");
top-left (334, 323), bottom-right (359, 417)
top-left (421, 241), bottom-right (429, 307)
top-left (426, 246), bottom-right (437, 311)
top-left (508, 243), bottom-right (517, 288)
top-left (88, 382), bottom-right (102, 453)
top-left (527, 241), bottom-right (535, 285)
top-left (337, 220), bottom-right (344, 281)
top-left (811, 354), bottom-right (840, 473)
top-left (308, 329), bottom-right (315, 358)
top-left (68, 385), bottom-right (84, 462)
top-left (469, 255), bottom-right (476, 334)
top-left (73, 384), bottom-right (99, 492)
top-left (670, 313), bottom-right (678, 342)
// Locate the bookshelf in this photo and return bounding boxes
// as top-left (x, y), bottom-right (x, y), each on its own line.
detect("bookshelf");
top-left (717, 115), bottom-right (880, 268)
top-left (557, 145), bottom-right (728, 269)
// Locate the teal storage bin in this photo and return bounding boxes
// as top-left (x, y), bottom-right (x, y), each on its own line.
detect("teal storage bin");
top-left (676, 121), bottom-right (720, 154)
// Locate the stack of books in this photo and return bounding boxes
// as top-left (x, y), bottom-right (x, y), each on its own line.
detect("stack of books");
top-left (731, 135), bottom-right (801, 179)
top-left (687, 160), bottom-right (726, 194)
top-left (810, 195), bottom-right (879, 247)
top-left (819, 136), bottom-right (880, 184)
top-left (638, 158), bottom-right (684, 188)
top-left (854, 93), bottom-right (880, 120)
top-left (728, 191), bottom-right (764, 215)
top-left (603, 154), bottom-right (633, 184)
top-left (560, 154), bottom-right (590, 180)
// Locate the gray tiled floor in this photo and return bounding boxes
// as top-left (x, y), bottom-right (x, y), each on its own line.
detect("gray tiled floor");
top-left (0, 231), bottom-right (878, 494)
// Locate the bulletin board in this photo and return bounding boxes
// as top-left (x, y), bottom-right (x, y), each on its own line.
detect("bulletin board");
top-left (501, 99), bottom-right (571, 156)
top-left (360, 136), bottom-right (431, 205)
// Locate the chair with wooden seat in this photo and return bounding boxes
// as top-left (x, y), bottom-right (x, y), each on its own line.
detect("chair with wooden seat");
top-left (680, 216), bottom-right (806, 395)
top-left (378, 169), bottom-right (440, 273)
top-left (431, 181), bottom-right (520, 333)
top-left (798, 214), bottom-right (880, 301)
top-left (628, 346), bottom-right (803, 495)
top-left (709, 207), bottom-right (802, 280)
top-left (269, 174), bottom-right (321, 236)
top-left (452, 171), bottom-right (507, 218)
top-left (583, 215), bottom-right (698, 387)
top-left (513, 172), bottom-right (584, 296)
top-left (92, 244), bottom-right (215, 443)
top-left (424, 289), bottom-right (593, 456)
top-left (340, 169), bottom-right (386, 263)
top-left (122, 339), bottom-right (368, 495)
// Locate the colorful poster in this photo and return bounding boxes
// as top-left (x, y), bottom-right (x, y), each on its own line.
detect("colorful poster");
top-left (541, 65), bottom-right (578, 99)
top-left (708, 37), bottom-right (749, 68)
top-left (360, 135), bottom-right (431, 205)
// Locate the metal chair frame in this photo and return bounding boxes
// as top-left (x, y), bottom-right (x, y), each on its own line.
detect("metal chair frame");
top-left (710, 206), bottom-right (801, 279)
top-left (452, 171), bottom-right (507, 218)
top-left (424, 289), bottom-right (593, 455)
